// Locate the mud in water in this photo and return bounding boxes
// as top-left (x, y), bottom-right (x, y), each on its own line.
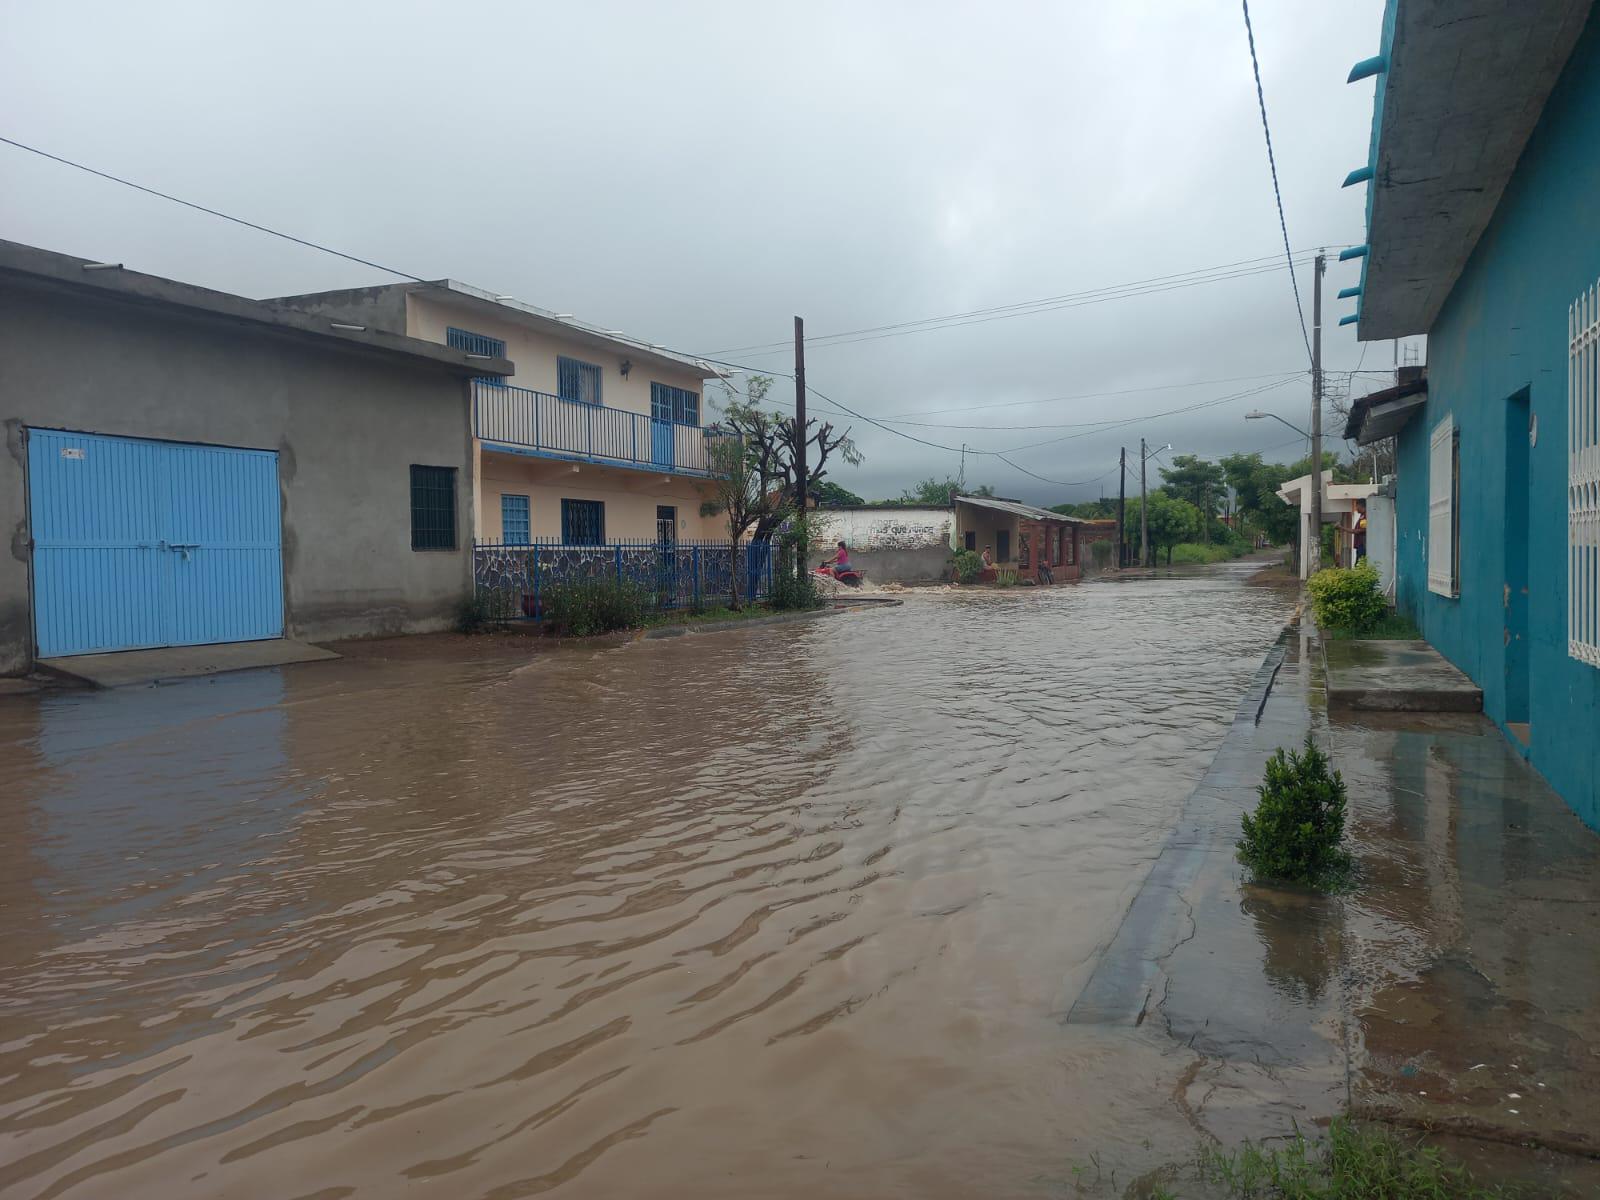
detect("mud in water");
top-left (0, 565), bottom-right (1294, 1198)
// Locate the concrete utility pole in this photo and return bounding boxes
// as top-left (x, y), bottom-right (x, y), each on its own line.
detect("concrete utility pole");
top-left (1139, 436), bottom-right (1150, 568)
top-left (1309, 252), bottom-right (1324, 577)
top-left (1118, 446), bottom-right (1127, 567)
top-left (794, 315), bottom-right (807, 581)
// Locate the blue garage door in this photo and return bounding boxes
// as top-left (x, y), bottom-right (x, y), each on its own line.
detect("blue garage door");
top-left (28, 429), bottom-right (284, 657)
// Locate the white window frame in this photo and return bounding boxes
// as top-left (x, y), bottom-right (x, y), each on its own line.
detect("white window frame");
top-left (1571, 277), bottom-right (1600, 666)
top-left (1428, 414), bottom-right (1458, 597)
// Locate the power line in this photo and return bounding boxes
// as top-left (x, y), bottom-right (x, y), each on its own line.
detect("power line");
top-left (0, 133), bottom-right (427, 283)
top-left (716, 255), bottom-right (1327, 359)
top-left (1240, 0), bottom-right (1313, 367)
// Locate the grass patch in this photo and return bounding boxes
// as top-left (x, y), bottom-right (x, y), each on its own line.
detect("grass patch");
top-left (1321, 611), bottom-right (1421, 641)
top-left (1169, 542), bottom-right (1249, 565)
top-left (1182, 1117), bottom-right (1518, 1198)
top-left (642, 603), bottom-right (792, 628)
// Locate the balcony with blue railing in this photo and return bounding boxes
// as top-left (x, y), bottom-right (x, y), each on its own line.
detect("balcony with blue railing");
top-left (473, 380), bottom-right (725, 476)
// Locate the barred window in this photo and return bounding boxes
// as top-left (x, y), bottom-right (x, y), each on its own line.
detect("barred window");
top-left (558, 357), bottom-right (603, 406)
top-left (501, 493), bottom-right (530, 545)
top-left (1571, 276), bottom-right (1600, 664)
top-left (561, 498), bottom-right (605, 545)
top-left (410, 465), bottom-right (458, 551)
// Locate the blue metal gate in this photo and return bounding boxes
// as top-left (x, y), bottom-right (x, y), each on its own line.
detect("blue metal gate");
top-left (28, 429), bottom-right (284, 657)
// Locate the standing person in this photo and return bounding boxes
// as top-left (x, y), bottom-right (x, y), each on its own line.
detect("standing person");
top-left (1353, 500), bottom-right (1368, 564)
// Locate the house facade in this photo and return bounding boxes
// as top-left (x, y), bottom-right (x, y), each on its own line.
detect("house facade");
top-left (0, 241), bottom-right (506, 674)
top-left (273, 281), bottom-right (726, 549)
top-left (810, 505), bottom-right (953, 583)
top-left (953, 495), bottom-right (1083, 584)
top-left (1340, 0), bottom-right (1599, 828)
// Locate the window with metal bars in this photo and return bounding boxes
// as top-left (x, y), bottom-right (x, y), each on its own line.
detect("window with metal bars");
top-left (561, 498), bottom-right (605, 545)
top-left (558, 357), bottom-right (603, 406)
top-left (410, 465), bottom-right (458, 551)
top-left (1570, 276), bottom-right (1600, 665)
top-left (501, 493), bottom-right (530, 545)
top-left (651, 382), bottom-right (700, 426)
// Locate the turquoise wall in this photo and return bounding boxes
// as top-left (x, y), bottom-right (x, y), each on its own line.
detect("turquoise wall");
top-left (1393, 10), bottom-right (1600, 831)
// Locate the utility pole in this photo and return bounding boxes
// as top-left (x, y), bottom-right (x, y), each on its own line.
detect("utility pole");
top-left (1139, 436), bottom-right (1150, 568)
top-left (1309, 252), bottom-right (1324, 578)
top-left (1117, 446), bottom-right (1127, 567)
top-left (793, 315), bottom-right (807, 581)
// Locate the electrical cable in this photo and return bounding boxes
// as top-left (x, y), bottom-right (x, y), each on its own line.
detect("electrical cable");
top-left (1240, 0), bottom-right (1314, 366)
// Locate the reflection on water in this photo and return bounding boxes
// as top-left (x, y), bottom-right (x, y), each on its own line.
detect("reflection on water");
top-left (0, 568), bottom-right (1292, 1199)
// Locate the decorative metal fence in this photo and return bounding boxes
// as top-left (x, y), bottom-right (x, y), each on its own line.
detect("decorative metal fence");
top-left (473, 538), bottom-right (775, 620)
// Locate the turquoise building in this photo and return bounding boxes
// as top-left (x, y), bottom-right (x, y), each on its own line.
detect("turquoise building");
top-left (1343, 0), bottom-right (1600, 829)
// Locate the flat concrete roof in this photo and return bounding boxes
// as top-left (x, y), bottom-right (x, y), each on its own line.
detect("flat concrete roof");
top-left (0, 240), bottom-right (514, 378)
top-left (1355, 0), bottom-right (1591, 339)
top-left (275, 279), bottom-right (719, 381)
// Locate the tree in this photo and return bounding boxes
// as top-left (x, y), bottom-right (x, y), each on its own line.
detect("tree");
top-left (1132, 492), bottom-right (1201, 564)
top-left (1159, 454), bottom-right (1227, 542)
top-left (1050, 498), bottom-right (1115, 519)
top-left (891, 476), bottom-right (993, 506)
top-left (700, 405), bottom-right (788, 609)
top-left (814, 480), bottom-right (865, 507)
top-left (1248, 460), bottom-right (1299, 547)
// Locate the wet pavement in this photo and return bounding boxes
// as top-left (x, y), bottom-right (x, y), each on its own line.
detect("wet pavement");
top-left (0, 564), bottom-right (1295, 1200)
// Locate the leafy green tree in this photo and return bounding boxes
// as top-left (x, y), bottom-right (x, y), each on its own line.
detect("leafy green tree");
top-left (813, 480), bottom-right (865, 507)
top-left (1132, 492), bottom-right (1200, 565)
top-left (890, 477), bottom-right (993, 506)
top-left (1159, 454), bottom-right (1227, 541)
top-left (1050, 498), bottom-right (1116, 519)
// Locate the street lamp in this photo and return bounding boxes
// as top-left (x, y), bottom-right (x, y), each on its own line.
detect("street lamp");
top-left (1244, 410), bottom-right (1309, 439)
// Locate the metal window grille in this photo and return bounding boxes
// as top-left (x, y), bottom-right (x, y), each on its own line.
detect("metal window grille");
top-left (410, 465), bottom-right (458, 550)
top-left (558, 357), bottom-right (603, 406)
top-left (651, 382), bottom-right (700, 426)
top-left (501, 493), bottom-right (530, 545)
top-left (561, 498), bottom-right (605, 545)
top-left (1427, 414), bottom-right (1458, 596)
top-left (446, 326), bottom-right (507, 358)
top-left (1571, 277), bottom-right (1600, 665)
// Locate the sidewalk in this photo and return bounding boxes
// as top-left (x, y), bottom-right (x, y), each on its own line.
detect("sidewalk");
top-left (1071, 616), bottom-right (1600, 1193)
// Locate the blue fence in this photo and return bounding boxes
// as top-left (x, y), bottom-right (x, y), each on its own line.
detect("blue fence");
top-left (474, 538), bottom-right (775, 619)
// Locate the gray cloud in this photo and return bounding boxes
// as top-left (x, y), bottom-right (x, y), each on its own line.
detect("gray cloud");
top-left (0, 0), bottom-right (1420, 504)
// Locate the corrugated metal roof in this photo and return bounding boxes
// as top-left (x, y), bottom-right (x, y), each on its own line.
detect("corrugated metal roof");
top-left (954, 495), bottom-right (1084, 523)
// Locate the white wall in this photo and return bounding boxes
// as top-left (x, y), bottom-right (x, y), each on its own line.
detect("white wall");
top-left (813, 507), bottom-right (952, 551)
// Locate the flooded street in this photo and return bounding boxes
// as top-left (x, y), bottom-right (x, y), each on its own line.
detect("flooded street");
top-left (0, 566), bottom-right (1294, 1199)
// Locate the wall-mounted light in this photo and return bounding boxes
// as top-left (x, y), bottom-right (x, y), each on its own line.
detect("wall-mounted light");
top-left (82, 262), bottom-right (123, 270)
top-left (620, 359), bottom-right (632, 379)
top-left (330, 322), bottom-right (366, 331)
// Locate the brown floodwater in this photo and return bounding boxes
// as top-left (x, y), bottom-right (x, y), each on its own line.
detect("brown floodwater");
top-left (0, 566), bottom-right (1294, 1199)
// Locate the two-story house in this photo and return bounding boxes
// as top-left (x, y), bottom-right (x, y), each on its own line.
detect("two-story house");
top-left (274, 280), bottom-right (727, 549)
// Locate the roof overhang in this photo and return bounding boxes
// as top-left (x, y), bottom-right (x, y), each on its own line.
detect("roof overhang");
top-left (1355, 0), bottom-right (1592, 339)
top-left (0, 240), bottom-right (510, 378)
top-left (1343, 374), bottom-right (1428, 444)
top-left (954, 494), bottom-right (1085, 523)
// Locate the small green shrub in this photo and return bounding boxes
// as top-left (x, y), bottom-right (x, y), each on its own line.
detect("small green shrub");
top-left (1307, 562), bottom-right (1386, 633)
top-left (1238, 736), bottom-right (1350, 886)
top-left (770, 543), bottom-right (822, 611)
top-left (951, 548), bottom-right (983, 583)
top-left (454, 595), bottom-right (496, 640)
top-left (1169, 542), bottom-right (1237, 565)
top-left (540, 577), bottom-right (648, 637)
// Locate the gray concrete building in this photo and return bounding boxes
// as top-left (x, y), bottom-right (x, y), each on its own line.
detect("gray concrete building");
top-left (0, 240), bottom-right (512, 675)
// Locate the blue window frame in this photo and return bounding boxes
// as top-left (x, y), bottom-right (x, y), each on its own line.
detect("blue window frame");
top-left (561, 498), bottom-right (605, 545)
top-left (501, 493), bottom-right (530, 544)
top-left (410, 465), bottom-right (458, 551)
top-left (651, 382), bottom-right (700, 426)
top-left (558, 357), bottom-right (603, 406)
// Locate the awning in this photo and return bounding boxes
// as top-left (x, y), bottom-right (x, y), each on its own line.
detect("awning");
top-left (1343, 373), bottom-right (1427, 445)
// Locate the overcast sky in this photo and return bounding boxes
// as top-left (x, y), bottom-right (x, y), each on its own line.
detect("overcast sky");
top-left (0, 0), bottom-right (1421, 504)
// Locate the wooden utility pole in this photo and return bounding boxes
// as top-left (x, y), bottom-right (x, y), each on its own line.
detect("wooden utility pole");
top-left (1139, 436), bottom-right (1150, 567)
top-left (1117, 446), bottom-right (1127, 567)
top-left (1309, 253), bottom-right (1324, 577)
top-left (794, 316), bottom-right (807, 581)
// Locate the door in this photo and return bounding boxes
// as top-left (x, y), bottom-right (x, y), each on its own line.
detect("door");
top-left (28, 429), bottom-right (283, 657)
top-left (996, 529), bottom-right (1011, 563)
top-left (655, 505), bottom-right (678, 605)
top-left (1503, 390), bottom-right (1531, 737)
top-left (650, 384), bottom-right (674, 468)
